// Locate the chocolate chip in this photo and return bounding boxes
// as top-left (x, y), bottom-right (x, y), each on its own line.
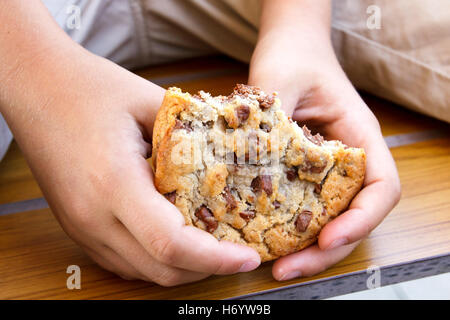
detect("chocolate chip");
top-left (185, 123), bottom-right (193, 132)
top-left (236, 104), bottom-right (250, 124)
top-left (195, 206), bottom-right (218, 233)
top-left (311, 164), bottom-right (327, 174)
top-left (174, 119), bottom-right (193, 132)
top-left (223, 186), bottom-right (238, 211)
top-left (164, 191), bottom-right (177, 204)
top-left (295, 210), bottom-right (312, 232)
top-left (174, 119), bottom-right (184, 129)
top-left (313, 165), bottom-right (326, 174)
top-left (314, 183), bottom-right (322, 194)
top-left (233, 84), bottom-right (261, 97)
top-left (230, 84), bottom-right (275, 110)
top-left (251, 175), bottom-right (273, 196)
top-left (258, 95), bottom-right (275, 110)
top-left (259, 123), bottom-right (271, 132)
top-left (286, 169), bottom-right (298, 181)
top-left (322, 207), bottom-right (327, 216)
top-left (301, 161), bottom-right (327, 174)
top-left (302, 126), bottom-right (324, 146)
top-left (239, 210), bottom-right (256, 221)
top-left (273, 201), bottom-right (281, 209)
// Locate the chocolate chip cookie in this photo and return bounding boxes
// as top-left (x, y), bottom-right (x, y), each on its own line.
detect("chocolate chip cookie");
top-left (151, 84), bottom-right (366, 261)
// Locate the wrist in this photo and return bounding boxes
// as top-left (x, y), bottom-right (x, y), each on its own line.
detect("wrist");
top-left (252, 0), bottom-right (335, 86)
top-left (1, 44), bottom-right (164, 151)
top-left (249, 33), bottom-right (346, 114)
top-left (0, 41), bottom-right (90, 112)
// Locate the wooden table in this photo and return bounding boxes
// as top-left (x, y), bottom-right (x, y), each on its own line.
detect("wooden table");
top-left (0, 56), bottom-right (449, 299)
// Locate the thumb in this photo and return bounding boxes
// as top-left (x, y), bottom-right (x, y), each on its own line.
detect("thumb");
top-left (112, 155), bottom-right (261, 275)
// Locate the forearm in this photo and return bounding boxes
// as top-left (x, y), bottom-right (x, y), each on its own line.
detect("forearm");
top-left (0, 1), bottom-right (82, 114)
top-left (0, 1), bottom-right (164, 150)
top-left (257, 0), bottom-right (332, 49)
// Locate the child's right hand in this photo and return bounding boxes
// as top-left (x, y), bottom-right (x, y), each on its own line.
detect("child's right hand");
top-left (0, 2), bottom-right (260, 283)
top-left (15, 54), bottom-right (261, 284)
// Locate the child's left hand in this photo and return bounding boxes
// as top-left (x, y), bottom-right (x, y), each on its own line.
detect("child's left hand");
top-left (249, 32), bottom-right (401, 281)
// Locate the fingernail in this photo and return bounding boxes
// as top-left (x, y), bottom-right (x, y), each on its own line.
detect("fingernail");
top-left (279, 270), bottom-right (302, 281)
top-left (327, 237), bottom-right (348, 250)
top-left (238, 260), bottom-right (260, 273)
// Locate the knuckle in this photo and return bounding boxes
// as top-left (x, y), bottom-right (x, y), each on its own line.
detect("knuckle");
top-left (154, 269), bottom-right (183, 287)
top-left (393, 180), bottom-right (402, 204)
top-left (117, 272), bottom-right (138, 281)
top-left (74, 209), bottom-right (97, 229)
top-left (149, 234), bottom-right (178, 265)
top-left (363, 218), bottom-right (373, 235)
top-left (210, 257), bottom-right (226, 275)
top-left (302, 261), bottom-right (326, 278)
top-left (62, 195), bottom-right (100, 231)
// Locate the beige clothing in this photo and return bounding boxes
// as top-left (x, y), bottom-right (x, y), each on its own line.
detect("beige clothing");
top-left (331, 0), bottom-right (450, 124)
top-left (132, 0), bottom-right (260, 65)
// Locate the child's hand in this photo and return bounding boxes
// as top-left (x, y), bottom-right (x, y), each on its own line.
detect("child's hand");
top-left (249, 26), bottom-right (401, 281)
top-left (1, 54), bottom-right (261, 286)
top-left (0, 0), bottom-right (260, 286)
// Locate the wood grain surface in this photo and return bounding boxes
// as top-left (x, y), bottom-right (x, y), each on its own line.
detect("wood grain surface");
top-left (0, 56), bottom-right (449, 299)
